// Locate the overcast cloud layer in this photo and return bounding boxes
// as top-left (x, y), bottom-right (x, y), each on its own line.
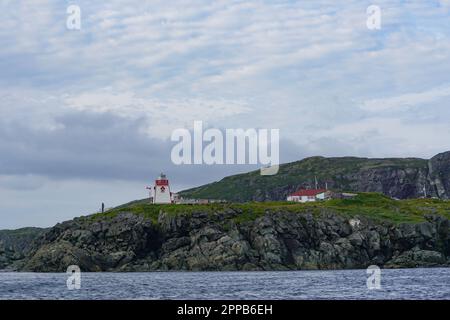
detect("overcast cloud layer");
top-left (1, 0), bottom-right (450, 228)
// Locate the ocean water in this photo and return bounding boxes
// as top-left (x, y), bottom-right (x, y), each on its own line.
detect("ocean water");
top-left (0, 268), bottom-right (449, 300)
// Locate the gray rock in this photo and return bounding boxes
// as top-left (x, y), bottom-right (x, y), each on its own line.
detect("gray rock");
top-left (13, 208), bottom-right (450, 272)
top-left (386, 248), bottom-right (447, 268)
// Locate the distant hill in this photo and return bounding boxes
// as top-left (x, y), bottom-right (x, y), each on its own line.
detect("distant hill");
top-left (179, 151), bottom-right (450, 202)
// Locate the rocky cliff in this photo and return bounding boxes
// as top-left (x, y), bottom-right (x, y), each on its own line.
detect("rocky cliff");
top-left (15, 198), bottom-right (450, 272)
top-left (180, 151), bottom-right (450, 202)
top-left (0, 228), bottom-right (46, 270)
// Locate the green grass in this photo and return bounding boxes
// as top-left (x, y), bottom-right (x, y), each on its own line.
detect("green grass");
top-left (85, 192), bottom-right (450, 226)
top-left (320, 193), bottom-right (450, 223)
top-left (88, 200), bottom-right (229, 224)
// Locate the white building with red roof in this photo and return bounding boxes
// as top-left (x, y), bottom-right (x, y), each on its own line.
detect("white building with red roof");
top-left (287, 188), bottom-right (329, 203)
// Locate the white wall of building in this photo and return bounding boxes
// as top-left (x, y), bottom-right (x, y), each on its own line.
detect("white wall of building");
top-left (153, 185), bottom-right (172, 204)
top-left (287, 192), bottom-right (326, 203)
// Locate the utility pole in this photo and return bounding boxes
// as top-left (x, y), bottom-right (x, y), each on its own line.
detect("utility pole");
top-left (101, 202), bottom-right (105, 213)
top-left (315, 176), bottom-right (318, 189)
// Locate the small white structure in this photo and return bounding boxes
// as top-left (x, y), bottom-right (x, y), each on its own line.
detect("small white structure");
top-left (149, 173), bottom-right (174, 204)
top-left (287, 189), bottom-right (329, 203)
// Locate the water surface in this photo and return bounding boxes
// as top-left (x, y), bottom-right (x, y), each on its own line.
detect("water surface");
top-left (0, 268), bottom-right (449, 300)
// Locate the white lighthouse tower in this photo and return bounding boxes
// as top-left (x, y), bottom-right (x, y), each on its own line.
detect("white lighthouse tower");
top-left (152, 173), bottom-right (172, 204)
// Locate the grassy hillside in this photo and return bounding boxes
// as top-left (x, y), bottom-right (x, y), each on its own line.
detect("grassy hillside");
top-left (86, 192), bottom-right (450, 225)
top-left (178, 156), bottom-right (429, 202)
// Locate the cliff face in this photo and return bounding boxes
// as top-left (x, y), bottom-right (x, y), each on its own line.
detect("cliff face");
top-left (180, 152), bottom-right (450, 202)
top-left (429, 152), bottom-right (450, 198)
top-left (0, 228), bottom-right (46, 270)
top-left (20, 209), bottom-right (450, 272)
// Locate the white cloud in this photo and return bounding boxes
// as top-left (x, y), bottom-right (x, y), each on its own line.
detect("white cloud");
top-left (361, 85), bottom-right (450, 112)
top-left (312, 117), bottom-right (450, 158)
top-left (63, 89), bottom-right (252, 137)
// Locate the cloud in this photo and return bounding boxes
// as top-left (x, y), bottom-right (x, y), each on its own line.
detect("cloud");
top-left (0, 101), bottom-right (300, 182)
top-left (314, 117), bottom-right (450, 158)
top-left (63, 89), bottom-right (252, 137)
top-left (0, 109), bottom-right (167, 180)
top-left (1, 0), bottom-right (450, 227)
top-left (361, 84), bottom-right (450, 112)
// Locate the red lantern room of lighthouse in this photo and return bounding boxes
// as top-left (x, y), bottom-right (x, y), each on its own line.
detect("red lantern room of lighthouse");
top-left (152, 173), bottom-right (173, 204)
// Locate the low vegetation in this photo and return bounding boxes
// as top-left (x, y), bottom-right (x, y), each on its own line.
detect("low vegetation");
top-left (85, 192), bottom-right (450, 225)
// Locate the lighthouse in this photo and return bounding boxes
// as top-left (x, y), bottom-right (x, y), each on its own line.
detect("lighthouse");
top-left (152, 173), bottom-right (173, 204)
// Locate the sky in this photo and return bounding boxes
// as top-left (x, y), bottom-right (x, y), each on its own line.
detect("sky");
top-left (1, 0), bottom-right (450, 229)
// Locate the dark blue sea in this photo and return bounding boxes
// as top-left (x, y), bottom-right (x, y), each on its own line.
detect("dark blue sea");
top-left (0, 268), bottom-right (449, 300)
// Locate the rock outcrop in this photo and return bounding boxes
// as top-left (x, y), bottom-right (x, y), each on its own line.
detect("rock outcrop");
top-left (16, 209), bottom-right (450, 272)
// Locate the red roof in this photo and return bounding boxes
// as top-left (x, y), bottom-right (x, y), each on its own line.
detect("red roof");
top-left (155, 179), bottom-right (169, 186)
top-left (289, 189), bottom-right (326, 197)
